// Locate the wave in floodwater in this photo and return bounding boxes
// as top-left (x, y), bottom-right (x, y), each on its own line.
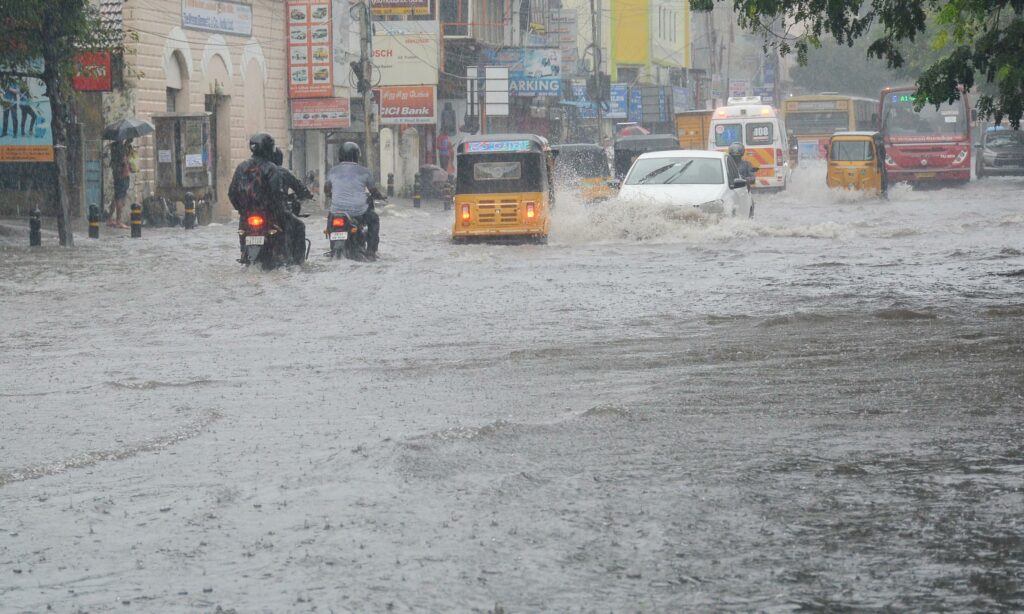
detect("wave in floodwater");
top-left (0, 408), bottom-right (220, 487)
top-left (549, 196), bottom-right (846, 245)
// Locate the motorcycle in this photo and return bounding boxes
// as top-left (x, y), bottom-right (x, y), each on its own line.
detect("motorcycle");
top-left (238, 193), bottom-right (312, 270)
top-left (325, 196), bottom-right (382, 261)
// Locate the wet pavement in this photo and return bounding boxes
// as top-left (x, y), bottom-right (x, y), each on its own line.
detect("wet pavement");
top-left (1, 165), bottom-right (1023, 611)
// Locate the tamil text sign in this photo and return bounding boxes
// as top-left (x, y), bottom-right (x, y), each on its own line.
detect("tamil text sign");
top-left (73, 52), bottom-right (113, 92)
top-left (371, 21), bottom-right (439, 86)
top-left (1, 76), bottom-right (54, 162)
top-left (483, 48), bottom-right (561, 97)
top-left (287, 0), bottom-right (333, 98)
top-left (378, 86), bottom-right (436, 125)
top-left (370, 0), bottom-right (430, 16)
top-left (182, 0), bottom-right (253, 37)
top-left (291, 97), bottom-right (350, 129)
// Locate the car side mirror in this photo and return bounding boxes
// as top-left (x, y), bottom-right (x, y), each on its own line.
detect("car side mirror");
top-left (607, 179), bottom-right (621, 189)
top-left (731, 178), bottom-right (748, 189)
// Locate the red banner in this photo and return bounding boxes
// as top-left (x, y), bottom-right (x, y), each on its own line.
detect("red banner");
top-left (72, 52), bottom-right (113, 92)
top-left (378, 86), bottom-right (436, 125)
top-left (287, 0), bottom-right (333, 99)
top-left (291, 97), bottom-right (350, 129)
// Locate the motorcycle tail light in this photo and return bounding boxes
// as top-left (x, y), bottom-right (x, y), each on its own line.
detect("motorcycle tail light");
top-left (247, 214), bottom-right (265, 228)
top-left (461, 203), bottom-right (471, 221)
top-left (525, 202), bottom-right (536, 219)
top-left (331, 217), bottom-right (346, 228)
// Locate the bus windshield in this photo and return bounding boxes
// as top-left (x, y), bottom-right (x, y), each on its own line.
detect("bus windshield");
top-left (785, 111), bottom-right (850, 136)
top-left (882, 94), bottom-right (966, 138)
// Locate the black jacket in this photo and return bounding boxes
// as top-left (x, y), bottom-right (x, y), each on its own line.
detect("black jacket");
top-left (228, 156), bottom-right (285, 214)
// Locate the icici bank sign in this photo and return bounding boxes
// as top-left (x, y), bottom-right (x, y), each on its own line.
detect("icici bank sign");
top-left (378, 86), bottom-right (436, 125)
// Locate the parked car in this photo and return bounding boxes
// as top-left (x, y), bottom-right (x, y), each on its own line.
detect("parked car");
top-left (616, 150), bottom-right (754, 218)
top-left (975, 127), bottom-right (1024, 178)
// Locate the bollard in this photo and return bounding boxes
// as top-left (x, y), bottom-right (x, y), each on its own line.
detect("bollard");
top-left (443, 176), bottom-right (454, 211)
top-left (29, 208), bottom-right (41, 247)
top-left (412, 172), bottom-right (421, 208)
top-left (386, 173), bottom-right (395, 198)
top-left (183, 192), bottom-right (196, 229)
top-left (130, 202), bottom-right (142, 238)
top-left (88, 205), bottom-right (100, 239)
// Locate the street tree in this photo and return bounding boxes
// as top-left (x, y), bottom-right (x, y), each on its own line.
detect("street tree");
top-left (1, 0), bottom-right (124, 246)
top-left (692, 0), bottom-right (1024, 127)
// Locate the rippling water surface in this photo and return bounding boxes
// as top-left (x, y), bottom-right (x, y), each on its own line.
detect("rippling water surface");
top-left (1, 165), bottom-right (1022, 611)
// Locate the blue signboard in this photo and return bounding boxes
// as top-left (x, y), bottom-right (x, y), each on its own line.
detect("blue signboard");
top-left (465, 140), bottom-right (533, 153)
top-left (672, 87), bottom-right (690, 113)
top-left (482, 48), bottom-right (562, 97)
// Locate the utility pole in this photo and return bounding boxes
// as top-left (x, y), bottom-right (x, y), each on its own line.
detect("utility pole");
top-left (359, 2), bottom-right (377, 179)
top-left (592, 0), bottom-right (603, 142)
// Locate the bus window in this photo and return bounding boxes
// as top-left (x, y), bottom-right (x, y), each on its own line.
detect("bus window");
top-left (746, 122), bottom-right (774, 146)
top-left (714, 123), bottom-right (743, 147)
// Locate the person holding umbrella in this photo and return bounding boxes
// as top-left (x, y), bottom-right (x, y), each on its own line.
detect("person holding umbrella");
top-left (102, 118), bottom-right (153, 228)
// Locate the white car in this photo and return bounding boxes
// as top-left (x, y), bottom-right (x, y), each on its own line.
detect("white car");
top-left (617, 150), bottom-right (754, 218)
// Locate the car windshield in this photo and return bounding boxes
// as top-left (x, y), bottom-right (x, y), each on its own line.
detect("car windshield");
top-left (985, 132), bottom-right (1023, 147)
top-left (625, 157), bottom-right (724, 185)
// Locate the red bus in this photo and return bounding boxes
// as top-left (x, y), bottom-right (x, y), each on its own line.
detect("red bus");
top-left (879, 86), bottom-right (972, 184)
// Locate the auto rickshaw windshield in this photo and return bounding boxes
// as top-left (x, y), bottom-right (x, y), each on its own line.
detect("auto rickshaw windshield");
top-left (830, 140), bottom-right (874, 161)
top-left (457, 153), bottom-right (545, 194)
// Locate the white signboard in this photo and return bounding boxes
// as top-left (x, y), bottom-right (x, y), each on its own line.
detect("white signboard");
top-left (371, 21), bottom-right (439, 86)
top-left (466, 66), bottom-right (509, 117)
top-left (182, 0), bottom-right (253, 37)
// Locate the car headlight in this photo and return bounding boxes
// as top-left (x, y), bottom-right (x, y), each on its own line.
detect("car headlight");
top-left (699, 199), bottom-right (725, 210)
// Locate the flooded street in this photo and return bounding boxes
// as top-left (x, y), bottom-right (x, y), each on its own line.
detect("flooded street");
top-left (2, 165), bottom-right (1023, 611)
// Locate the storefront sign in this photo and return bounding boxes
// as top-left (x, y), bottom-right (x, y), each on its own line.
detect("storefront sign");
top-left (370, 0), bottom-right (430, 16)
top-left (182, 0), bottom-right (253, 37)
top-left (1, 75), bottom-right (54, 162)
top-left (72, 52), bottom-right (113, 92)
top-left (378, 86), bottom-right (436, 125)
top-left (287, 0), bottom-right (333, 98)
top-left (371, 21), bottom-right (439, 86)
top-left (483, 48), bottom-right (562, 97)
top-left (291, 97), bottom-right (350, 129)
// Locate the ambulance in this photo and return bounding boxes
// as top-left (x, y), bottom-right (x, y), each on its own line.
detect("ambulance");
top-left (708, 96), bottom-right (791, 191)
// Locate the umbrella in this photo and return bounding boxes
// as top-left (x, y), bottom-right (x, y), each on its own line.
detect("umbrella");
top-left (102, 118), bottom-right (154, 141)
top-left (618, 125), bottom-right (651, 136)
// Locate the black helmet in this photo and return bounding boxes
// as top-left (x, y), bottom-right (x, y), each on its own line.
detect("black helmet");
top-left (340, 141), bottom-right (361, 163)
top-left (728, 142), bottom-right (745, 158)
top-left (249, 133), bottom-right (275, 159)
top-left (271, 147), bottom-right (284, 166)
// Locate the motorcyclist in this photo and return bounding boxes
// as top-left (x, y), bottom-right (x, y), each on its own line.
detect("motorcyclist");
top-left (228, 133), bottom-right (306, 265)
top-left (728, 142), bottom-right (757, 186)
top-left (324, 142), bottom-right (386, 261)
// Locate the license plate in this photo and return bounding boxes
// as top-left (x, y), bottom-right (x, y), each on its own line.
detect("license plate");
top-left (245, 235), bottom-right (265, 246)
top-left (916, 172), bottom-right (936, 179)
top-left (330, 232), bottom-right (348, 241)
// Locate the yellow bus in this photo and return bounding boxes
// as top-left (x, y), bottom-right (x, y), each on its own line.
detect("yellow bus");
top-left (782, 94), bottom-right (877, 160)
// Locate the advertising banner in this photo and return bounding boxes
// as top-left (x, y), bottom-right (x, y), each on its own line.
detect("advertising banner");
top-left (291, 97), bottom-right (351, 129)
top-left (729, 79), bottom-right (751, 98)
top-left (73, 52), bottom-right (113, 92)
top-left (1, 75), bottom-right (53, 162)
top-left (370, 0), bottom-right (430, 16)
top-left (378, 85), bottom-right (436, 125)
top-left (606, 84), bottom-right (642, 120)
top-left (483, 48), bottom-right (562, 97)
top-left (287, 0), bottom-right (333, 98)
top-left (182, 0), bottom-right (253, 37)
top-left (371, 21), bottom-right (439, 86)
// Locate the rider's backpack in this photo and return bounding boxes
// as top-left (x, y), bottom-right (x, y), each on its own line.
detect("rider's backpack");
top-left (233, 159), bottom-right (271, 211)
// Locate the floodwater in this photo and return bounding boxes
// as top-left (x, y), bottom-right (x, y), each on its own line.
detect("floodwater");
top-left (2, 164), bottom-right (1023, 612)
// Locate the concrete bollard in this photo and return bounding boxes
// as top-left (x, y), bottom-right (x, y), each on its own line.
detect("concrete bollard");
top-left (413, 172), bottom-right (421, 208)
top-left (130, 202), bottom-right (142, 238)
top-left (88, 205), bottom-right (100, 239)
top-left (183, 192), bottom-right (196, 229)
top-left (444, 176), bottom-right (454, 211)
top-left (29, 208), bottom-right (41, 247)
top-left (387, 173), bottom-right (395, 198)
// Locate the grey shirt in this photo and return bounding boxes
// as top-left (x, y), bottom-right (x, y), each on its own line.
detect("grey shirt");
top-left (327, 162), bottom-right (376, 216)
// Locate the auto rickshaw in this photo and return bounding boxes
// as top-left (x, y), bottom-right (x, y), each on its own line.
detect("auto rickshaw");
top-left (452, 134), bottom-right (554, 243)
top-left (613, 134), bottom-right (680, 179)
top-left (552, 143), bottom-right (613, 202)
top-left (826, 131), bottom-right (887, 194)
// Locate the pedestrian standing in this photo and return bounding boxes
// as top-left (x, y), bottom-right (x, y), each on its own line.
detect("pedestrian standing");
top-left (108, 138), bottom-right (135, 228)
top-left (437, 131), bottom-right (451, 173)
